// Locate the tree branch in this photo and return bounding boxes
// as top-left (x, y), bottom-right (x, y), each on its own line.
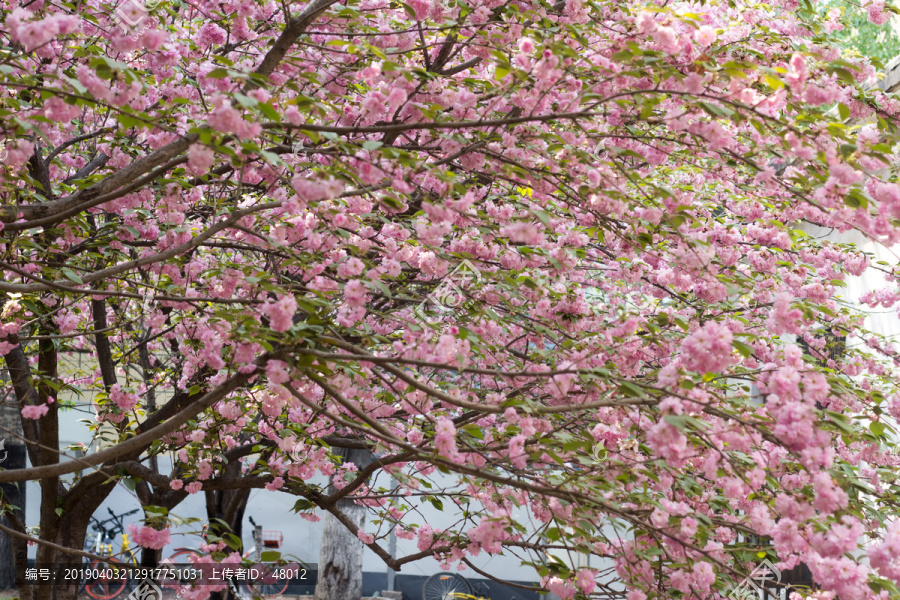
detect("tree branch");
top-left (0, 358), bottom-right (264, 483)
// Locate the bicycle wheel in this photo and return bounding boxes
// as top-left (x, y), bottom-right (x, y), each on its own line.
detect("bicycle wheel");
top-left (83, 560), bottom-right (128, 600)
top-left (422, 573), bottom-right (473, 600)
top-left (248, 563), bottom-right (291, 598)
top-left (164, 548), bottom-right (202, 563)
top-left (160, 549), bottom-right (201, 589)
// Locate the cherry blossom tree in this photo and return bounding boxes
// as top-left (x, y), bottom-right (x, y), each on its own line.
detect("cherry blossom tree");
top-left (2, 0), bottom-right (900, 599)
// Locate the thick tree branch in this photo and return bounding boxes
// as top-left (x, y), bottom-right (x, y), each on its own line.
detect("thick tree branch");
top-left (91, 299), bottom-right (117, 391)
top-left (0, 359), bottom-right (264, 483)
top-left (249, 0), bottom-right (342, 85)
top-left (0, 135), bottom-right (195, 229)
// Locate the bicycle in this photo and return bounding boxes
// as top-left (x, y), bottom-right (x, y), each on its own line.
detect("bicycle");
top-left (161, 516), bottom-right (297, 599)
top-left (81, 507), bottom-right (141, 600)
top-left (422, 573), bottom-right (492, 600)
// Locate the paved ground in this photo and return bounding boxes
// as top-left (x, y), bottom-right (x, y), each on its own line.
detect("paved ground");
top-left (0, 589), bottom-right (295, 600)
top-left (0, 588), bottom-right (384, 600)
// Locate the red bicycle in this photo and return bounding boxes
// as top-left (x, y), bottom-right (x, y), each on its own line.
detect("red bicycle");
top-left (161, 517), bottom-right (295, 598)
top-left (81, 508), bottom-right (140, 600)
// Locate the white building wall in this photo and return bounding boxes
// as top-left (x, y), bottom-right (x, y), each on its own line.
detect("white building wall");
top-left (26, 422), bottom-right (541, 584)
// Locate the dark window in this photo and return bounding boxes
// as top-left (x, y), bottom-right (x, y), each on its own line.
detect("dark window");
top-left (797, 331), bottom-right (845, 410)
top-left (797, 332), bottom-right (845, 367)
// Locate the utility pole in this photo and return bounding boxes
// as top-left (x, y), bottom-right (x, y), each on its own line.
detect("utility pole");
top-left (386, 529), bottom-right (396, 592)
top-left (386, 476), bottom-right (397, 592)
top-left (316, 447), bottom-right (374, 600)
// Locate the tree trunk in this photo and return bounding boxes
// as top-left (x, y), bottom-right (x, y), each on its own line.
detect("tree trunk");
top-left (207, 460), bottom-right (251, 600)
top-left (315, 448), bottom-right (373, 600)
top-left (0, 389), bottom-right (27, 591)
top-left (53, 509), bottom-right (96, 600)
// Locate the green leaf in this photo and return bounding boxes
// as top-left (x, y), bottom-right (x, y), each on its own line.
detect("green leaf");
top-left (233, 93), bottom-right (257, 108)
top-left (762, 74), bottom-right (783, 90)
top-left (370, 280), bottom-right (392, 299)
top-left (825, 66), bottom-right (856, 84)
top-left (62, 75), bottom-right (88, 94)
top-left (117, 113), bottom-right (146, 129)
top-left (871, 421), bottom-right (885, 436)
top-left (256, 151), bottom-right (283, 168)
top-left (698, 101), bottom-right (734, 118)
top-left (838, 103), bottom-right (850, 121)
top-left (61, 268), bottom-right (83, 284)
top-left (260, 551), bottom-right (282, 562)
top-left (461, 424), bottom-right (484, 439)
top-left (663, 414), bottom-right (689, 430)
top-left (143, 506), bottom-right (168, 518)
top-left (257, 102), bottom-right (280, 121)
top-left (845, 188), bottom-right (871, 209)
top-left (292, 499), bottom-right (314, 512)
top-left (618, 382), bottom-right (643, 397)
top-left (824, 410), bottom-right (854, 434)
top-left (732, 340), bottom-right (754, 358)
top-left (531, 209), bottom-right (551, 226)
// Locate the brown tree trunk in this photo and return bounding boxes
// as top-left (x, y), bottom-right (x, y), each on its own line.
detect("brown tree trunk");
top-left (0, 397), bottom-right (27, 591)
top-left (315, 448), bottom-right (373, 600)
top-left (54, 509), bottom-right (96, 600)
top-left (207, 460), bottom-right (251, 600)
top-left (3, 339), bottom-right (119, 600)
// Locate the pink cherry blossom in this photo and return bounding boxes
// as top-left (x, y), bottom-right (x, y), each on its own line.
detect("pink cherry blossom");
top-left (694, 26), bottom-right (717, 48)
top-left (21, 404), bottom-right (48, 420)
top-left (680, 321), bottom-right (734, 373)
top-left (188, 144), bottom-right (216, 174)
top-left (260, 295), bottom-right (298, 332)
top-left (110, 384), bottom-right (139, 412)
top-left (2, 1), bottom-right (900, 598)
top-left (434, 417), bottom-right (458, 459)
top-left (128, 525), bottom-right (171, 549)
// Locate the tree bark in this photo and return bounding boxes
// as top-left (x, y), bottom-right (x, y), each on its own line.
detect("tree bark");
top-left (0, 419), bottom-right (26, 590)
top-left (207, 459), bottom-right (251, 600)
top-left (0, 363), bottom-right (28, 592)
top-left (315, 448), bottom-right (374, 600)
